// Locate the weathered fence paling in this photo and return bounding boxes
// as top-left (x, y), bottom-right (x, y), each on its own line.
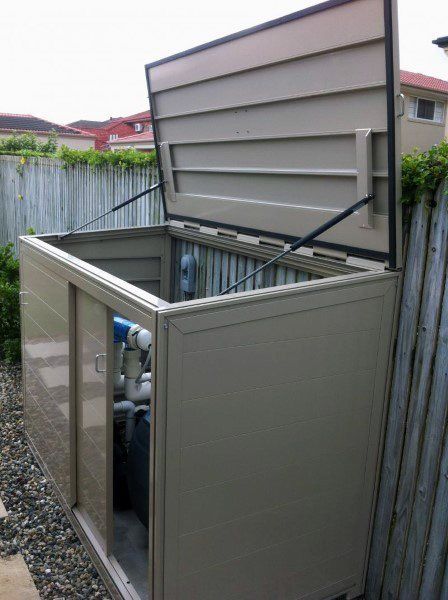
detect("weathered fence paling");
top-left (366, 200), bottom-right (431, 598)
top-left (0, 155), bottom-right (162, 252)
top-left (381, 187), bottom-right (448, 599)
top-left (367, 182), bottom-right (448, 599)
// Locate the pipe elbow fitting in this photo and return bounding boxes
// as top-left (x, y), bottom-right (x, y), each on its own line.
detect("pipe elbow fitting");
top-left (124, 378), bottom-right (152, 403)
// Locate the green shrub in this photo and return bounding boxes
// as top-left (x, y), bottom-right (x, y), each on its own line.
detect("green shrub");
top-left (0, 131), bottom-right (58, 154)
top-left (57, 145), bottom-right (156, 169)
top-left (0, 132), bottom-right (157, 169)
top-left (401, 139), bottom-right (448, 205)
top-left (0, 243), bottom-right (21, 364)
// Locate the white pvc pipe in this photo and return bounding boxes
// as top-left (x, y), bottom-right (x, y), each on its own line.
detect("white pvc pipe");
top-left (114, 372), bottom-right (151, 396)
top-left (121, 347), bottom-right (152, 402)
top-left (113, 400), bottom-right (136, 443)
top-left (113, 342), bottom-right (125, 394)
top-left (124, 378), bottom-right (152, 403)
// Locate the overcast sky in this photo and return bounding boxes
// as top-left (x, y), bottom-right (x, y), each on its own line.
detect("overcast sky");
top-left (1, 0), bottom-right (447, 125)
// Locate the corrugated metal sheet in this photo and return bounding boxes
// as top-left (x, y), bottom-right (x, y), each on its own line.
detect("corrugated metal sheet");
top-left (171, 237), bottom-right (320, 302)
top-left (0, 155), bottom-right (163, 252)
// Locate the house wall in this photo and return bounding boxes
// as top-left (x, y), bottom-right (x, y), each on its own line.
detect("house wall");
top-left (81, 116), bottom-right (152, 151)
top-left (400, 85), bottom-right (447, 153)
top-left (0, 131), bottom-right (94, 150)
top-left (83, 122), bottom-right (136, 150)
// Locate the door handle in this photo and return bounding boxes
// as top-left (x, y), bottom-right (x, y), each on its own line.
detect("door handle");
top-left (95, 353), bottom-right (107, 373)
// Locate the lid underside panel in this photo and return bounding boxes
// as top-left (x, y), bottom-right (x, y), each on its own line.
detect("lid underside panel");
top-left (146, 0), bottom-right (401, 264)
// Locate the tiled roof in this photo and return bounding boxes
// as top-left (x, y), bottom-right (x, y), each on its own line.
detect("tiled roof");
top-left (68, 119), bottom-right (109, 129)
top-left (108, 131), bottom-right (154, 144)
top-left (400, 70), bottom-right (448, 95)
top-left (68, 111), bottom-right (151, 132)
top-left (122, 110), bottom-right (151, 123)
top-left (0, 113), bottom-right (94, 136)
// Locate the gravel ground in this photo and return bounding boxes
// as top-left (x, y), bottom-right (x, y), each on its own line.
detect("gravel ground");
top-left (0, 362), bottom-right (110, 599)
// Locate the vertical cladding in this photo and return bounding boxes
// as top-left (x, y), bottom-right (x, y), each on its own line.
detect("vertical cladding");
top-left (170, 237), bottom-right (320, 302)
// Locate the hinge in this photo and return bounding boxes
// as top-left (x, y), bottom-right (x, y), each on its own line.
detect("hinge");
top-left (199, 225), bottom-right (219, 236)
top-left (183, 220), bottom-right (200, 230)
top-left (313, 245), bottom-right (348, 261)
top-left (237, 232), bottom-right (259, 245)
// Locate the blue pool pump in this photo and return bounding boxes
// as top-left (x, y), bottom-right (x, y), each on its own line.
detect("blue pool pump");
top-left (113, 316), bottom-right (151, 351)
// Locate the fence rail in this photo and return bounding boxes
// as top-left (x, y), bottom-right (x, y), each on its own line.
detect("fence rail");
top-left (0, 155), bottom-right (162, 251)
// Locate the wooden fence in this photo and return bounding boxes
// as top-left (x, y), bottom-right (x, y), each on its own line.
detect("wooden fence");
top-left (1, 153), bottom-right (448, 598)
top-left (0, 155), bottom-right (162, 252)
top-left (367, 182), bottom-right (448, 599)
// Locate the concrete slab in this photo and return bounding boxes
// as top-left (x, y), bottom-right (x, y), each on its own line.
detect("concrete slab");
top-left (0, 554), bottom-right (40, 599)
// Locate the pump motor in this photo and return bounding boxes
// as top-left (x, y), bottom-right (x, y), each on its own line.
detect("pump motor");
top-left (113, 316), bottom-right (152, 351)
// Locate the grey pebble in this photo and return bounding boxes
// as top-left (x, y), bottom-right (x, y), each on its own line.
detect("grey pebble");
top-left (0, 362), bottom-right (111, 599)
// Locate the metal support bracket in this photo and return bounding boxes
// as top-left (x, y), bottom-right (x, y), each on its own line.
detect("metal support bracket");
top-left (356, 128), bottom-right (374, 229)
top-left (160, 142), bottom-right (176, 203)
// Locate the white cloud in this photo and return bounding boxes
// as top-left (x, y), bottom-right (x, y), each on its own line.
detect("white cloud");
top-left (1, 0), bottom-right (446, 124)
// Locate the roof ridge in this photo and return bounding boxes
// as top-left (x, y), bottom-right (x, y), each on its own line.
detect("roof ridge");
top-left (0, 112), bottom-right (34, 118)
top-left (401, 69), bottom-right (448, 83)
top-left (33, 114), bottom-right (90, 136)
top-left (400, 69), bottom-right (448, 94)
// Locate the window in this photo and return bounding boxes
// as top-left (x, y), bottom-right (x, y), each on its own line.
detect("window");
top-left (134, 123), bottom-right (143, 132)
top-left (408, 96), bottom-right (445, 123)
top-left (109, 134), bottom-right (118, 141)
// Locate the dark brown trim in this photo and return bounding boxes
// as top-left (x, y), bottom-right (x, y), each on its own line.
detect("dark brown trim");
top-left (383, 0), bottom-right (397, 269)
top-left (169, 213), bottom-right (388, 262)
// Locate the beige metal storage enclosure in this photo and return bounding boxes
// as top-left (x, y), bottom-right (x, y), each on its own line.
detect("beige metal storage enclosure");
top-left (20, 1), bottom-right (402, 599)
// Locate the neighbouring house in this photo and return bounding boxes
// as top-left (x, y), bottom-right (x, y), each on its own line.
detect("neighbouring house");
top-left (0, 113), bottom-right (95, 150)
top-left (108, 131), bottom-right (155, 152)
top-left (68, 110), bottom-right (152, 151)
top-left (400, 70), bottom-right (448, 152)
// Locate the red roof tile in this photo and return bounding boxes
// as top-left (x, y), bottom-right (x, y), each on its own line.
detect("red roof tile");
top-left (108, 131), bottom-right (154, 144)
top-left (122, 110), bottom-right (151, 123)
top-left (400, 70), bottom-right (448, 94)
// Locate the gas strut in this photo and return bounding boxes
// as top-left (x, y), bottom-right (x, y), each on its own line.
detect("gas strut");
top-left (58, 180), bottom-right (165, 240)
top-left (219, 194), bottom-right (375, 295)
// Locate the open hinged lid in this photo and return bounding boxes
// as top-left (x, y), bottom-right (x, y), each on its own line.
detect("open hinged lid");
top-left (146, 0), bottom-right (401, 268)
